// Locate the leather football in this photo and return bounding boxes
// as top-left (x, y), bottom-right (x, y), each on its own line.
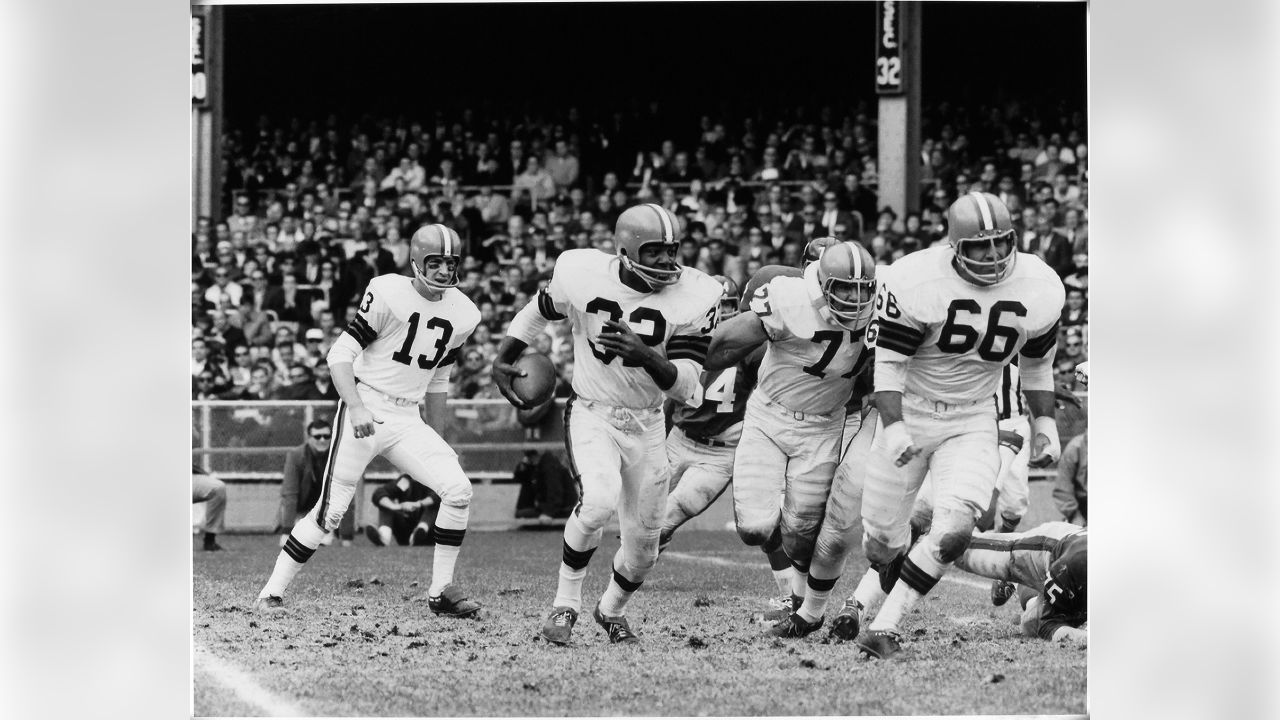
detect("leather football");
top-left (511, 353), bottom-right (557, 407)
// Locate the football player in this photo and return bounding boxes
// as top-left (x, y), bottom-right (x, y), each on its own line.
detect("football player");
top-left (705, 240), bottom-right (878, 638)
top-left (492, 203), bottom-right (723, 645)
top-left (255, 224), bottom-right (484, 618)
top-left (848, 192), bottom-right (1065, 659)
top-left (657, 277), bottom-right (795, 604)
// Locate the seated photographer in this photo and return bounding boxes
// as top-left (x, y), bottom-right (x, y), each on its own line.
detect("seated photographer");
top-left (365, 473), bottom-right (441, 546)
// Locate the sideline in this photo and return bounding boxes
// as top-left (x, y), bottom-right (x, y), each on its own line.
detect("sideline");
top-left (663, 551), bottom-right (990, 591)
top-left (193, 644), bottom-right (308, 717)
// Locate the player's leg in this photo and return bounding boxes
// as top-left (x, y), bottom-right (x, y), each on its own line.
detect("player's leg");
top-left (731, 415), bottom-right (788, 549)
top-left (192, 471), bottom-right (227, 551)
top-left (994, 423), bottom-right (1031, 532)
top-left (659, 437), bottom-right (733, 551)
top-left (542, 400), bottom-right (624, 643)
top-left (258, 402), bottom-right (376, 608)
top-left (867, 413), bottom-right (1000, 641)
top-left (383, 422), bottom-right (478, 615)
top-left (596, 415), bottom-right (668, 637)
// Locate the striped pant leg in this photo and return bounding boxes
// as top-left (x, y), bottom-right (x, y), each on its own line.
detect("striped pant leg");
top-left (306, 400), bottom-right (380, 534)
top-left (952, 532), bottom-right (1020, 582)
top-left (811, 409), bottom-right (877, 577)
top-left (860, 414), bottom-right (931, 565)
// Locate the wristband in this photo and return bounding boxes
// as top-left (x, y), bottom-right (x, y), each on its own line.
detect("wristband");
top-left (1032, 415), bottom-right (1061, 460)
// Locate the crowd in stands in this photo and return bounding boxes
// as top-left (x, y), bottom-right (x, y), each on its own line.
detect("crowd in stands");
top-left (192, 101), bottom-right (1089, 404)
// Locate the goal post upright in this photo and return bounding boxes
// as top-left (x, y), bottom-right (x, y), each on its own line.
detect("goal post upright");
top-left (875, 0), bottom-right (921, 219)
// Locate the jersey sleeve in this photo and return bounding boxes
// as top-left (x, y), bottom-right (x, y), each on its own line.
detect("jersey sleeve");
top-left (870, 279), bottom-right (927, 359)
top-left (666, 292), bottom-right (718, 365)
top-left (534, 263), bottom-right (571, 322)
top-left (748, 282), bottom-right (787, 341)
top-left (344, 281), bottom-right (394, 349)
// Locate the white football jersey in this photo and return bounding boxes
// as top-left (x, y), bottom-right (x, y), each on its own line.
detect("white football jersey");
top-left (872, 246), bottom-right (1064, 404)
top-left (749, 262), bottom-right (871, 416)
top-left (345, 275), bottom-right (481, 400)
top-left (535, 249), bottom-right (723, 409)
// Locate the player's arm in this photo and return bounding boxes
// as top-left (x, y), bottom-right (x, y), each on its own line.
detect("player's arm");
top-left (327, 289), bottom-right (389, 438)
top-left (870, 283), bottom-right (926, 467)
top-left (494, 283), bottom-right (569, 409)
top-left (1018, 318), bottom-right (1062, 468)
top-left (595, 319), bottom-right (683, 395)
top-left (704, 311), bottom-right (768, 372)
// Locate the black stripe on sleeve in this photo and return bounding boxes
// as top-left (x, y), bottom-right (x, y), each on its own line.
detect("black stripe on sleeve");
top-left (344, 314), bottom-right (378, 348)
top-left (875, 320), bottom-right (924, 356)
top-left (1020, 320), bottom-right (1060, 359)
top-left (437, 346), bottom-right (461, 368)
top-left (536, 288), bottom-right (567, 321)
top-left (666, 335), bottom-right (710, 363)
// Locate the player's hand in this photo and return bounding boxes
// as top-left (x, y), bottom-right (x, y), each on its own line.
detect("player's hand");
top-left (1052, 625), bottom-right (1088, 647)
top-left (595, 320), bottom-right (652, 364)
top-left (490, 361), bottom-right (532, 410)
top-left (882, 421), bottom-right (921, 467)
top-left (349, 406), bottom-right (383, 439)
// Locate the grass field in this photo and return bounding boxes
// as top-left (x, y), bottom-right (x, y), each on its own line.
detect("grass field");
top-left (193, 529), bottom-right (1086, 717)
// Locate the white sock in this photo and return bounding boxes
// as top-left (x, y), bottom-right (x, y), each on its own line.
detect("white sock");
top-left (869, 544), bottom-right (947, 633)
top-left (852, 568), bottom-right (887, 611)
top-left (377, 526), bottom-right (393, 546)
top-left (553, 514), bottom-right (601, 611)
top-left (429, 504), bottom-right (469, 595)
top-left (789, 567), bottom-right (808, 598)
top-left (797, 578), bottom-right (836, 624)
top-left (598, 553), bottom-right (642, 616)
top-left (260, 516), bottom-right (325, 598)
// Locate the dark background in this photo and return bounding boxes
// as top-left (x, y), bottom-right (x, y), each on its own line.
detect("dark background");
top-left (223, 2), bottom-right (1086, 127)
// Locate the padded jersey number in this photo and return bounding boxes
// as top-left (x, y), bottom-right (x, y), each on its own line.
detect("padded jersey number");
top-left (936, 299), bottom-right (1027, 362)
top-left (391, 312), bottom-right (454, 369)
top-left (704, 367), bottom-right (738, 413)
top-left (585, 297), bottom-right (668, 367)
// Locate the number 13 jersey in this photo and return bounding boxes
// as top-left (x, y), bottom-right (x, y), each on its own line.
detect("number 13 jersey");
top-left (872, 246), bottom-right (1064, 405)
top-left (536, 248), bottom-right (724, 409)
top-left (345, 274), bottom-right (481, 400)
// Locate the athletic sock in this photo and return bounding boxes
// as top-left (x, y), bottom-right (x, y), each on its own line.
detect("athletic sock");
top-left (869, 543), bottom-right (946, 633)
top-left (553, 514), bottom-right (601, 611)
top-left (764, 548), bottom-right (794, 596)
top-left (789, 560), bottom-right (809, 599)
top-left (260, 516), bottom-right (325, 598)
top-left (428, 504), bottom-right (469, 596)
top-left (797, 574), bottom-right (838, 624)
top-left (851, 568), bottom-right (888, 612)
top-left (597, 559), bottom-right (643, 617)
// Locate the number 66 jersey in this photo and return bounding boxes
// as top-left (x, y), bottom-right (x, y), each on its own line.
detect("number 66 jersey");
top-left (346, 274), bottom-right (481, 400)
top-left (870, 246), bottom-right (1064, 404)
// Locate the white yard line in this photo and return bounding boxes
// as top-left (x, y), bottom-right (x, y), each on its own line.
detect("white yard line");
top-left (665, 551), bottom-right (990, 591)
top-left (193, 644), bottom-right (307, 717)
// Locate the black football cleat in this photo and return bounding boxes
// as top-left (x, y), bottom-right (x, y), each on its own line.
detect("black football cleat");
top-left (990, 580), bottom-right (1016, 607)
top-left (829, 598), bottom-right (864, 641)
top-left (427, 584), bottom-right (481, 618)
top-left (768, 612), bottom-right (824, 638)
top-left (592, 604), bottom-right (640, 645)
top-left (856, 629), bottom-right (903, 659)
top-left (540, 606), bottom-right (578, 645)
top-left (253, 595), bottom-right (285, 613)
top-left (760, 593), bottom-right (803, 622)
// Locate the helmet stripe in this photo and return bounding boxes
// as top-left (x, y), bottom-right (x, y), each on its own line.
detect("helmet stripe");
top-left (646, 202), bottom-right (673, 242)
top-left (844, 241), bottom-right (861, 279)
top-left (436, 224), bottom-right (452, 256)
top-left (971, 192), bottom-right (994, 231)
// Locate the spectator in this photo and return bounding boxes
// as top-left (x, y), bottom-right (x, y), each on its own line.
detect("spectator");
top-left (192, 465), bottom-right (227, 552)
top-left (365, 473), bottom-right (440, 547)
top-left (272, 364), bottom-right (318, 400)
top-left (1053, 432), bottom-right (1088, 525)
top-left (277, 419), bottom-right (354, 547)
top-left (228, 344), bottom-right (255, 388)
top-left (1064, 252), bottom-right (1088, 290)
top-left (544, 139), bottom-right (580, 191)
top-left (819, 190), bottom-right (857, 239)
top-left (204, 267), bottom-right (244, 312)
top-left (474, 186), bottom-right (512, 232)
top-left (242, 267), bottom-right (272, 313)
top-left (193, 371), bottom-right (223, 401)
top-left (1056, 327), bottom-right (1088, 370)
top-left (206, 309), bottom-right (247, 361)
top-left (513, 449), bottom-right (578, 520)
top-left (1061, 286), bottom-right (1088, 330)
top-left (1022, 214), bottom-right (1074, 278)
top-left (192, 337), bottom-right (230, 391)
top-left (265, 274), bottom-right (313, 326)
top-left (224, 363), bottom-right (275, 401)
top-left (513, 156), bottom-right (556, 210)
top-left (308, 359), bottom-right (340, 400)
top-left (1059, 207), bottom-right (1087, 255)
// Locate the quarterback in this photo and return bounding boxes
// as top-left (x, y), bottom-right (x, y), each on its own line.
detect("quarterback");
top-left (846, 192), bottom-right (1066, 659)
top-left (493, 204), bottom-right (722, 645)
top-left (255, 225), bottom-right (483, 618)
top-left (705, 240), bottom-right (878, 638)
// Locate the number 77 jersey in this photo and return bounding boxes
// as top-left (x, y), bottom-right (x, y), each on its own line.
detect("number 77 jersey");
top-left (869, 246), bottom-right (1064, 404)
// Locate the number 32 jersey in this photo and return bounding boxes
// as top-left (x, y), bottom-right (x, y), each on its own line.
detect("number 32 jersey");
top-left (344, 274), bottom-right (481, 400)
top-left (536, 248), bottom-right (724, 409)
top-left (871, 246), bottom-right (1064, 405)
top-left (750, 263), bottom-right (872, 417)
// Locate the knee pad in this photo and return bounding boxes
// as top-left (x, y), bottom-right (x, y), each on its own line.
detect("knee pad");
top-left (438, 479), bottom-right (473, 507)
top-left (936, 530), bottom-right (973, 563)
top-left (862, 533), bottom-right (900, 566)
top-left (575, 503), bottom-right (614, 532)
top-left (736, 521), bottom-right (773, 547)
top-left (625, 541), bottom-right (659, 573)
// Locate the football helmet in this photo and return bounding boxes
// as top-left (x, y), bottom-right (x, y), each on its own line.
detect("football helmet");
top-left (711, 274), bottom-right (741, 322)
top-left (802, 236), bottom-right (839, 268)
top-left (409, 223), bottom-right (462, 292)
top-left (947, 191), bottom-right (1017, 286)
top-left (1074, 361), bottom-right (1089, 390)
top-left (816, 241), bottom-right (876, 331)
top-left (615, 203), bottom-right (682, 288)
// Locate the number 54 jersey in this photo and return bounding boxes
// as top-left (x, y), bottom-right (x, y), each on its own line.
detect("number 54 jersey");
top-left (536, 248), bottom-right (724, 409)
top-left (346, 274), bottom-right (481, 400)
top-left (871, 246), bottom-right (1064, 405)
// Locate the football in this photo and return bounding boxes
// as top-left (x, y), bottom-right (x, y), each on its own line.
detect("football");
top-left (511, 352), bottom-right (557, 407)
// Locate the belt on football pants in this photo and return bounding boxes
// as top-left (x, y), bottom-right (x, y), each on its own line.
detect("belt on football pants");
top-left (356, 378), bottom-right (419, 407)
top-left (753, 389), bottom-right (833, 422)
top-left (685, 433), bottom-right (731, 448)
